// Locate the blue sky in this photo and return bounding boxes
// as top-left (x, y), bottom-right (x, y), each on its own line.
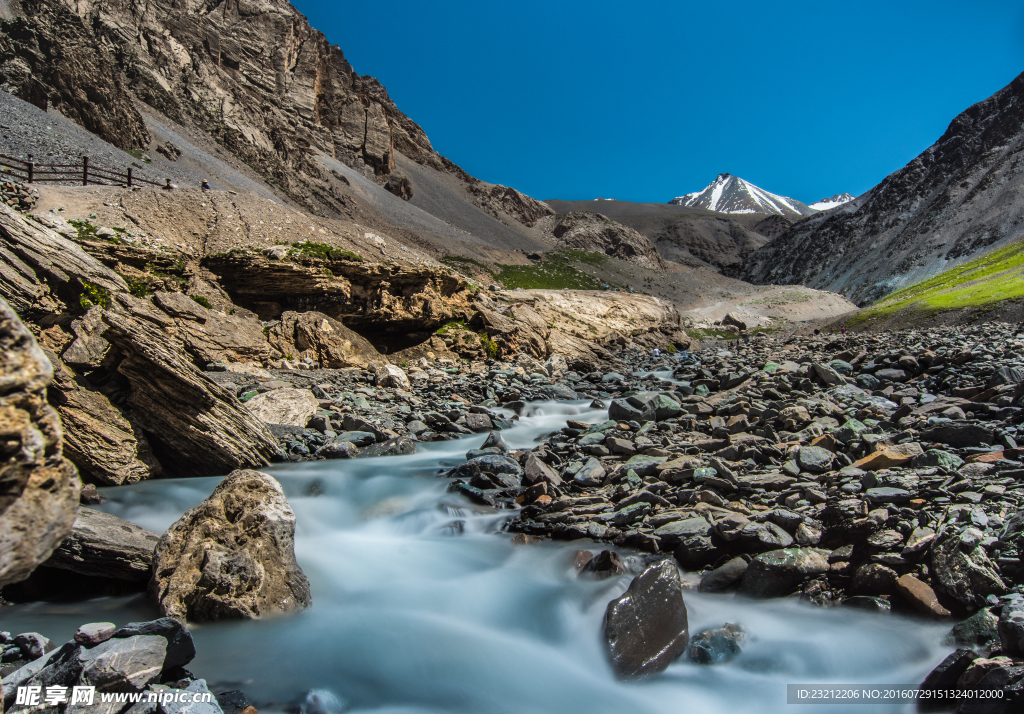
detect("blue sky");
top-left (294, 0), bottom-right (1024, 204)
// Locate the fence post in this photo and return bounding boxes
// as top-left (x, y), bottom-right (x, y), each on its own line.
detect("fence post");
top-left (127, 167), bottom-right (132, 187)
top-left (82, 156), bottom-right (88, 186)
top-left (26, 154), bottom-right (33, 184)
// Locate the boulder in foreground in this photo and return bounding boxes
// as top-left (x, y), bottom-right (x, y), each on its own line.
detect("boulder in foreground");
top-left (151, 469), bottom-right (311, 622)
top-left (603, 559), bottom-right (689, 680)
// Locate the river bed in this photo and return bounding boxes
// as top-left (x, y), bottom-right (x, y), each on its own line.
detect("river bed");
top-left (1, 400), bottom-right (951, 713)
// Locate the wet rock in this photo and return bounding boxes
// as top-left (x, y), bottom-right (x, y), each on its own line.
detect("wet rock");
top-left (687, 623), bottom-right (745, 664)
top-left (574, 457), bottom-right (607, 487)
top-left (739, 548), bottom-right (829, 599)
top-left (896, 574), bottom-right (951, 618)
top-left (931, 528), bottom-right (1006, 607)
top-left (946, 608), bottom-right (999, 648)
top-left (151, 469), bottom-right (312, 622)
top-left (583, 550), bottom-right (628, 579)
top-left (797, 445), bottom-right (834, 473)
top-left (999, 597), bottom-right (1024, 656)
top-left (603, 560), bottom-right (689, 680)
top-left (112, 618), bottom-right (195, 669)
top-left (919, 648), bottom-right (979, 709)
top-left (851, 563), bottom-right (898, 596)
top-left (920, 422), bottom-right (994, 448)
top-left (74, 622), bottom-right (117, 647)
top-left (699, 557), bottom-right (748, 593)
top-left (359, 436), bottom-right (417, 457)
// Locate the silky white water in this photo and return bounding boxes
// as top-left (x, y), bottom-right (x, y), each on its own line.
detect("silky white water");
top-left (1, 400), bottom-right (950, 713)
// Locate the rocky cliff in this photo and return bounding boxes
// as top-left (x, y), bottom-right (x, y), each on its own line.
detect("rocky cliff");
top-left (738, 71), bottom-right (1024, 305)
top-left (0, 0), bottom-right (553, 226)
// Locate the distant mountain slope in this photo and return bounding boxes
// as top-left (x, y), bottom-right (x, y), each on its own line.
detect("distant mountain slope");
top-left (808, 193), bottom-right (855, 211)
top-left (669, 173), bottom-right (815, 217)
top-left (545, 199), bottom-right (769, 271)
top-left (737, 70), bottom-right (1024, 305)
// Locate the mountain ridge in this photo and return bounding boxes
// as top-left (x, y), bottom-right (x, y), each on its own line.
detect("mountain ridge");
top-left (669, 173), bottom-right (816, 218)
top-left (736, 70), bottom-right (1024, 305)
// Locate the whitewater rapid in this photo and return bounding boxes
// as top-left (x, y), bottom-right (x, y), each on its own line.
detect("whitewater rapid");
top-left (1, 400), bottom-right (950, 713)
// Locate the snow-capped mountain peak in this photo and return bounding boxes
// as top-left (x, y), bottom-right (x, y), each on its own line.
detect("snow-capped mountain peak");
top-left (669, 173), bottom-right (814, 218)
top-left (808, 193), bottom-right (856, 211)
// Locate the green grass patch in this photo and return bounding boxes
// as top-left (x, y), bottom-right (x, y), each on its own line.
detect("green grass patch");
top-left (190, 295), bottom-right (212, 309)
top-left (435, 319), bottom-right (466, 335)
top-left (289, 241), bottom-right (363, 262)
top-left (493, 251), bottom-right (603, 290)
top-left (849, 238), bottom-right (1024, 326)
top-left (79, 281), bottom-right (111, 310)
top-left (126, 149), bottom-right (152, 164)
top-left (67, 219), bottom-right (124, 244)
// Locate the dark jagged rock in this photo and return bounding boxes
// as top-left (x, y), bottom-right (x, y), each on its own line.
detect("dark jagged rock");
top-left (45, 507), bottom-right (159, 583)
top-left (603, 560), bottom-right (689, 680)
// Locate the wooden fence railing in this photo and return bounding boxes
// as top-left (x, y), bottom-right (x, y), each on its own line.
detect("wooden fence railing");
top-left (0, 153), bottom-right (166, 188)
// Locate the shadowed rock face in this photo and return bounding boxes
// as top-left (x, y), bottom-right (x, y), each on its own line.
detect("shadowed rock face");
top-left (151, 469), bottom-right (311, 622)
top-left (0, 0), bottom-right (150, 150)
top-left (738, 71), bottom-right (1024, 305)
top-left (0, 295), bottom-right (81, 589)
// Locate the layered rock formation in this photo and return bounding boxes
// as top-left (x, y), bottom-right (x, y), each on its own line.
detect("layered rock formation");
top-left (739, 70), bottom-right (1024, 305)
top-left (0, 296), bottom-right (80, 588)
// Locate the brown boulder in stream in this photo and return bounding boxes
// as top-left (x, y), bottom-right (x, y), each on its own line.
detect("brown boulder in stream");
top-left (151, 469), bottom-right (311, 622)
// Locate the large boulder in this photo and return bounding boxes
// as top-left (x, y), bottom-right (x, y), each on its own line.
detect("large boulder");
top-left (150, 469), bottom-right (311, 622)
top-left (243, 388), bottom-right (318, 427)
top-left (920, 422), bottom-right (994, 448)
top-left (603, 559), bottom-right (689, 679)
top-left (100, 308), bottom-right (279, 477)
top-left (268, 311), bottom-right (381, 368)
top-left (0, 297), bottom-right (81, 588)
top-left (45, 507), bottom-right (159, 583)
top-left (372, 362), bottom-right (411, 390)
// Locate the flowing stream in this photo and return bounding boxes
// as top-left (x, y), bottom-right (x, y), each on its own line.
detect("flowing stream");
top-left (2, 400), bottom-right (951, 713)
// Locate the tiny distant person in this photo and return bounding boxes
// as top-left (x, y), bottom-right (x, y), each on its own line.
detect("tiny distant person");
top-left (652, 347), bottom-right (661, 358)
top-left (162, 179), bottom-right (173, 190)
top-left (201, 179), bottom-right (211, 191)
top-left (841, 326), bottom-right (847, 336)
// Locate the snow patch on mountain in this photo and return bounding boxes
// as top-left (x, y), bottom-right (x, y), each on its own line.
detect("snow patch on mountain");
top-left (669, 173), bottom-right (814, 218)
top-left (808, 193), bottom-right (855, 211)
